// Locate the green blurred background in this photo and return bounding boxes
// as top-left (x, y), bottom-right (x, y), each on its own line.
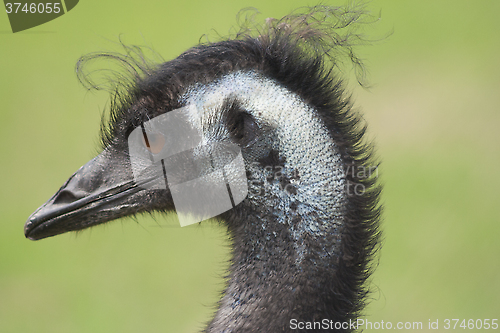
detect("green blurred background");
top-left (1, 1), bottom-right (499, 332)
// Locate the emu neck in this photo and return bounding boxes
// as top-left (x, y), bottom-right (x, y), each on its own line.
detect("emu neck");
top-left (206, 141), bottom-right (347, 332)
top-left (207, 199), bottom-right (346, 332)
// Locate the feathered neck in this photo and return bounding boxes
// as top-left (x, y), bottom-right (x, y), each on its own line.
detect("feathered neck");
top-left (208, 200), bottom-right (347, 332)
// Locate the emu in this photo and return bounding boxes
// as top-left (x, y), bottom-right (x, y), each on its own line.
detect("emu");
top-left (25, 6), bottom-right (381, 333)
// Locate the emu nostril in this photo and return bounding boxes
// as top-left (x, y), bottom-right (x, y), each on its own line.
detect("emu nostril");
top-left (53, 190), bottom-right (84, 205)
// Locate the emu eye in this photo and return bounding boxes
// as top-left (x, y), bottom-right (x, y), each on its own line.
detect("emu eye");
top-left (141, 130), bottom-right (165, 154)
top-left (228, 111), bottom-right (258, 146)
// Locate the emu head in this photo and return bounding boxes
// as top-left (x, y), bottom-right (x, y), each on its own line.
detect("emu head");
top-left (25, 6), bottom-right (381, 330)
top-left (25, 67), bottom-right (350, 239)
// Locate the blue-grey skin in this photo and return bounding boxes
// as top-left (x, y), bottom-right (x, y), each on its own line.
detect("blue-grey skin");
top-left (183, 70), bottom-right (346, 260)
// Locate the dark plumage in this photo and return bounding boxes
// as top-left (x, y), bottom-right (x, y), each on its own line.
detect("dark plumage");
top-left (25, 5), bottom-right (381, 332)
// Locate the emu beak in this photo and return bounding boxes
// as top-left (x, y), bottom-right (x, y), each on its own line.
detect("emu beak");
top-left (24, 148), bottom-right (168, 240)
